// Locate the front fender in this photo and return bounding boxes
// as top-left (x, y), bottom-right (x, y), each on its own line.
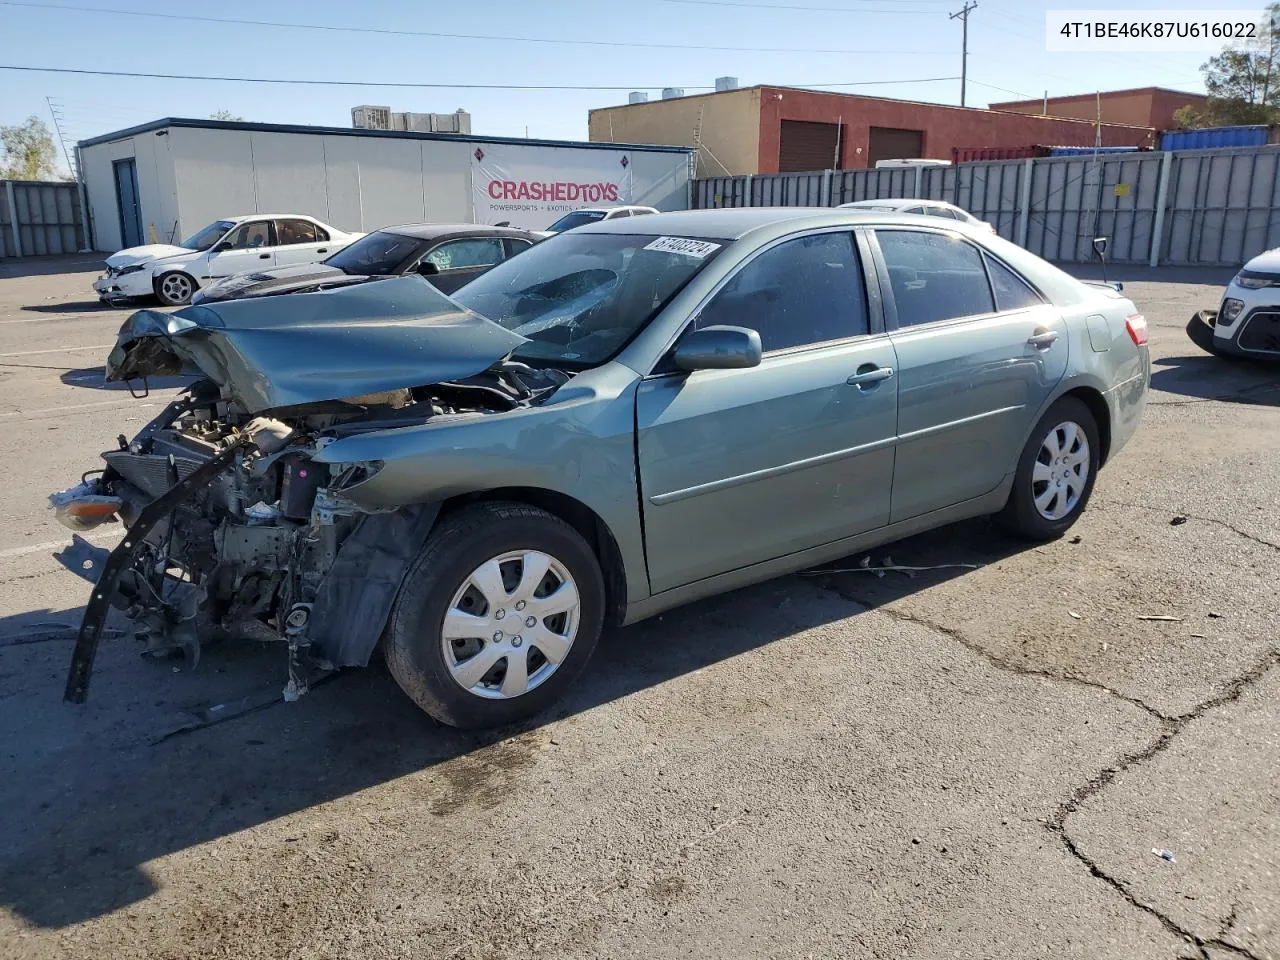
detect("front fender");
top-left (312, 362), bottom-right (651, 603)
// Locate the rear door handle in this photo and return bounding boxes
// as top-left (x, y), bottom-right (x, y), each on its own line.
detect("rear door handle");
top-left (846, 365), bottom-right (895, 387)
top-left (1027, 330), bottom-right (1060, 349)
top-left (316, 248), bottom-right (327, 254)
top-left (258, 253), bottom-right (270, 259)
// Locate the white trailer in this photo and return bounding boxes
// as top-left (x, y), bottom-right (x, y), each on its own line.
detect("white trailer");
top-left (79, 118), bottom-right (695, 252)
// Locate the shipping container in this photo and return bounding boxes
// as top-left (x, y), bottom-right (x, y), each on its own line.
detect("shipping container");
top-left (1047, 145), bottom-right (1142, 156)
top-left (1159, 125), bottom-right (1269, 151)
top-left (952, 145), bottom-right (1050, 164)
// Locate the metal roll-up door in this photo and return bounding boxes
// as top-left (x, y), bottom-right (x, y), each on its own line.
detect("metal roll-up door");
top-left (779, 120), bottom-right (841, 172)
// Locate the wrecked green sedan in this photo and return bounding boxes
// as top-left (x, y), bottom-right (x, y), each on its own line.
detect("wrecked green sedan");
top-left (53, 209), bottom-right (1149, 729)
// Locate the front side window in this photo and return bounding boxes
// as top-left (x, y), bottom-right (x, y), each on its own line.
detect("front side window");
top-left (324, 231), bottom-right (429, 275)
top-left (452, 232), bottom-right (725, 367)
top-left (224, 221), bottom-right (273, 250)
top-left (181, 220), bottom-right (235, 251)
top-left (423, 238), bottom-right (505, 271)
top-left (274, 218), bottom-right (319, 245)
top-left (876, 229), bottom-right (995, 327)
top-left (698, 232), bottom-right (869, 352)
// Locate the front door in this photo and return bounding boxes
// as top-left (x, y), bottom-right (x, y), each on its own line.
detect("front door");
top-left (201, 220), bottom-right (276, 281)
top-left (637, 230), bottom-right (899, 594)
top-left (113, 158), bottom-right (142, 249)
top-left (419, 237), bottom-right (507, 294)
top-left (871, 227), bottom-right (1068, 522)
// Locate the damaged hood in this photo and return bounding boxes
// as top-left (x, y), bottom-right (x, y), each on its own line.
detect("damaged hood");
top-left (106, 275), bottom-right (529, 413)
top-left (193, 263), bottom-right (351, 304)
top-left (105, 244), bottom-right (193, 269)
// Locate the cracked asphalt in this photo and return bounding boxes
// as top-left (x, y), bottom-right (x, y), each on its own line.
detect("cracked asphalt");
top-left (0, 257), bottom-right (1276, 960)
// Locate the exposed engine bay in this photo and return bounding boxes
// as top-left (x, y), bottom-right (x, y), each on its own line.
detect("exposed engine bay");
top-left (54, 360), bottom-right (569, 703)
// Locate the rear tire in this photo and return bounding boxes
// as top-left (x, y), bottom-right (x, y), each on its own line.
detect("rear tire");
top-left (999, 396), bottom-right (1100, 541)
top-left (383, 501), bottom-right (605, 729)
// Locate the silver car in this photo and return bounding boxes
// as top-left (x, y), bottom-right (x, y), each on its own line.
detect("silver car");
top-left (54, 208), bottom-right (1149, 729)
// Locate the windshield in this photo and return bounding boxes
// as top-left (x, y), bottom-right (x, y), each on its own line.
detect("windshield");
top-left (181, 220), bottom-right (235, 251)
top-left (545, 210), bottom-right (607, 233)
top-left (453, 232), bottom-right (725, 367)
top-left (324, 231), bottom-right (429, 275)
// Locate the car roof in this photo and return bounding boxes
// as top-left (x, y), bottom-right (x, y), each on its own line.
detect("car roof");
top-left (574, 206), bottom-right (965, 241)
top-left (220, 214), bottom-right (328, 222)
top-left (842, 198), bottom-right (954, 210)
top-left (374, 223), bottom-right (539, 241)
top-left (563, 206), bottom-right (657, 214)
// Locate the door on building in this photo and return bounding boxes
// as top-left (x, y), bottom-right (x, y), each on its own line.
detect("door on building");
top-left (867, 127), bottom-right (925, 166)
top-left (113, 158), bottom-right (143, 249)
top-left (778, 120), bottom-right (844, 172)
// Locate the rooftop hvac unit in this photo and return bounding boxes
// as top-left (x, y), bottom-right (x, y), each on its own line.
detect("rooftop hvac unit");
top-left (628, 91), bottom-right (649, 104)
top-left (661, 88), bottom-right (684, 100)
top-left (351, 105), bottom-right (392, 130)
top-left (715, 76), bottom-right (739, 92)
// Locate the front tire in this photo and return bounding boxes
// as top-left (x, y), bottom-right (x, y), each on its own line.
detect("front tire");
top-left (384, 501), bottom-right (606, 729)
top-left (999, 397), bottom-right (1100, 541)
top-left (1185, 311), bottom-right (1237, 359)
top-left (154, 271), bottom-right (196, 306)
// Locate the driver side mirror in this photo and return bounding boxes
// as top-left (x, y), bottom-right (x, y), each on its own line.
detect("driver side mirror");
top-left (673, 325), bottom-right (762, 372)
top-left (215, 241), bottom-right (233, 252)
top-left (418, 261), bottom-right (440, 276)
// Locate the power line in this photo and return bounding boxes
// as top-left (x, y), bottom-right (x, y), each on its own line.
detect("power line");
top-left (0, 1), bottom-right (949, 54)
top-left (967, 79), bottom-right (1033, 98)
top-left (1, 63), bottom-right (960, 91)
top-left (658, 0), bottom-right (939, 12)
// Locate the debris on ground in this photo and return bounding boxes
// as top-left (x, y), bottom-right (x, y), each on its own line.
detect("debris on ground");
top-left (1137, 615), bottom-right (1184, 623)
top-left (1170, 516), bottom-right (1188, 526)
top-left (804, 558), bottom-right (981, 578)
top-left (1069, 535), bottom-right (1082, 544)
top-left (1151, 848), bottom-right (1177, 863)
top-left (1068, 610), bottom-right (1083, 620)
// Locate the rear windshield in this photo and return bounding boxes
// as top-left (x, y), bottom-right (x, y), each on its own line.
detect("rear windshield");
top-left (453, 232), bottom-right (725, 367)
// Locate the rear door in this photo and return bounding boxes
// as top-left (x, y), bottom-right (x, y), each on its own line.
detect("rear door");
top-left (201, 220), bottom-right (275, 280)
top-left (870, 226), bottom-right (1068, 522)
top-left (272, 218), bottom-right (332, 266)
top-left (636, 229), bottom-right (899, 593)
top-left (420, 237), bottom-right (507, 293)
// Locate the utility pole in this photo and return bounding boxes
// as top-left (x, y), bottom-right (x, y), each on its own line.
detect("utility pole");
top-left (949, 1), bottom-right (978, 107)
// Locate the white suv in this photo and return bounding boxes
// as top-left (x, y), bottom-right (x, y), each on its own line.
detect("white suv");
top-left (1188, 248), bottom-right (1280, 360)
top-left (93, 215), bottom-right (361, 306)
top-left (537, 206), bottom-right (659, 237)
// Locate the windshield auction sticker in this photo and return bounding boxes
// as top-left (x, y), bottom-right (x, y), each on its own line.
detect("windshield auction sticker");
top-left (1046, 10), bottom-right (1266, 50)
top-left (644, 237), bottom-right (722, 258)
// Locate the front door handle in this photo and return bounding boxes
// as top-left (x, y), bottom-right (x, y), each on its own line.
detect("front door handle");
top-left (846, 365), bottom-right (895, 388)
top-left (258, 253), bottom-right (270, 259)
top-left (316, 248), bottom-right (327, 254)
top-left (1027, 330), bottom-right (1060, 349)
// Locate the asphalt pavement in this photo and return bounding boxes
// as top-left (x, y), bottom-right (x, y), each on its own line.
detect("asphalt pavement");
top-left (0, 255), bottom-right (1276, 960)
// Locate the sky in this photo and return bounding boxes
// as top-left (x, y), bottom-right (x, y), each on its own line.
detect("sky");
top-left (0, 0), bottom-right (1219, 176)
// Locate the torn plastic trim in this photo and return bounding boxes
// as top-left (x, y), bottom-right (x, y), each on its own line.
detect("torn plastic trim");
top-left (64, 437), bottom-right (249, 704)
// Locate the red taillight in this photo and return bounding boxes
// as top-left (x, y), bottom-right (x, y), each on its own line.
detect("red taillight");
top-left (1125, 313), bottom-right (1148, 346)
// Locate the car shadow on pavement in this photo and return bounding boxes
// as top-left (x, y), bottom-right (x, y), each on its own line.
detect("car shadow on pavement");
top-left (1150, 354), bottom-right (1280, 406)
top-left (0, 517), bottom-right (1030, 930)
top-left (0, 255), bottom-right (108, 281)
top-left (60, 366), bottom-right (198, 392)
top-left (21, 300), bottom-right (138, 314)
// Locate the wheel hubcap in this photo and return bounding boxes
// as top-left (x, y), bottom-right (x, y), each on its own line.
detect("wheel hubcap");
top-left (1032, 420), bottom-right (1090, 521)
top-left (441, 550), bottom-right (580, 700)
top-left (162, 275), bottom-right (191, 302)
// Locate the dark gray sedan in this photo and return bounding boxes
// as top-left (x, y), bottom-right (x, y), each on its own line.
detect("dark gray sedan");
top-left (191, 223), bottom-right (540, 303)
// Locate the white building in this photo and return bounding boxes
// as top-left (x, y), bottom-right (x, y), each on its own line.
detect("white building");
top-left (79, 117), bottom-right (695, 251)
top-left (351, 105), bottom-right (472, 135)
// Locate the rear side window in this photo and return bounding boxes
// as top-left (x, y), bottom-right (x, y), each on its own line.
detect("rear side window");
top-left (424, 237), bottom-right (505, 271)
top-left (930, 206), bottom-right (965, 221)
top-left (986, 255), bottom-right (1044, 312)
top-left (699, 232), bottom-right (868, 351)
top-left (877, 229), bottom-right (995, 327)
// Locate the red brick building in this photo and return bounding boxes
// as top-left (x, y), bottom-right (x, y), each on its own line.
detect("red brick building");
top-left (990, 87), bottom-right (1209, 132)
top-left (589, 85), bottom-right (1156, 176)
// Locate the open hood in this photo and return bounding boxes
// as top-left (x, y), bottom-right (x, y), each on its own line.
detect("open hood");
top-left (105, 244), bottom-right (192, 269)
top-left (105, 275), bottom-right (528, 413)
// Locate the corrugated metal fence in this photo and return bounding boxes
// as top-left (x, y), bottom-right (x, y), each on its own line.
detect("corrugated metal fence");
top-left (0, 180), bottom-right (87, 258)
top-left (694, 146), bottom-right (1280, 267)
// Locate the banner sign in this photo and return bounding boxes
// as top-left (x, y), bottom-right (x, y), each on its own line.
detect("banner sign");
top-left (471, 143), bottom-right (635, 230)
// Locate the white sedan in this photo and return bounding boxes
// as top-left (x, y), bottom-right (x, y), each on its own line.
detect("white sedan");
top-left (535, 205), bottom-right (659, 238)
top-left (93, 215), bottom-right (361, 306)
top-left (839, 198), bottom-right (996, 234)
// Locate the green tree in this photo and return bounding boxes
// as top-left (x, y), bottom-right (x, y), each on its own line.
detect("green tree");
top-left (0, 115), bottom-right (59, 181)
top-left (209, 110), bottom-right (245, 121)
top-left (1186, 3), bottom-right (1280, 127)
